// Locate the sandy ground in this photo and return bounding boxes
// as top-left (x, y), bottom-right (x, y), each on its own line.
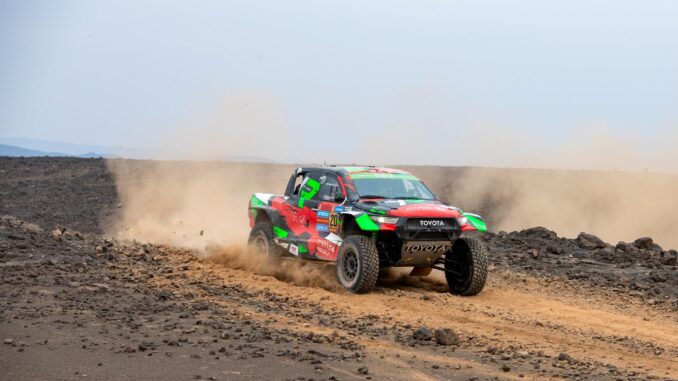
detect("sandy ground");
top-left (1, 157), bottom-right (677, 381)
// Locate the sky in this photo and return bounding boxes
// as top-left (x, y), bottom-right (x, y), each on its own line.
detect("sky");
top-left (1, 1), bottom-right (677, 169)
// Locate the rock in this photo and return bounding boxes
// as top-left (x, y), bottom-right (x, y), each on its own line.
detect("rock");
top-left (357, 366), bottom-right (369, 375)
top-left (51, 227), bottom-right (65, 241)
top-left (649, 272), bottom-right (667, 283)
top-left (22, 222), bottom-right (43, 234)
top-left (616, 242), bottom-right (638, 253)
top-left (434, 328), bottom-right (459, 345)
top-left (515, 350), bottom-right (529, 358)
top-left (663, 250), bottom-right (677, 266)
top-left (412, 327), bottom-right (433, 341)
top-left (91, 283), bottom-right (110, 292)
top-left (577, 232), bottom-right (607, 250)
top-left (520, 227), bottom-right (557, 240)
top-left (546, 245), bottom-right (562, 254)
top-left (558, 352), bottom-right (573, 363)
top-left (4, 339), bottom-right (13, 345)
top-left (528, 248), bottom-right (539, 259)
top-left (138, 341), bottom-right (155, 351)
top-left (501, 364), bottom-right (511, 372)
top-left (634, 237), bottom-right (654, 250)
top-left (156, 291), bottom-right (172, 300)
top-left (191, 302), bottom-right (209, 311)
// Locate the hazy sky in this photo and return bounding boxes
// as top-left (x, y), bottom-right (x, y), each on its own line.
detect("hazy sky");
top-left (1, 1), bottom-right (677, 168)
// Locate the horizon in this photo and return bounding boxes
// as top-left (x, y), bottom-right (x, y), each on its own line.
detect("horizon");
top-left (4, 136), bottom-right (678, 178)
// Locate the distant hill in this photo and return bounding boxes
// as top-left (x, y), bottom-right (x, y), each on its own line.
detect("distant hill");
top-left (0, 144), bottom-right (69, 157)
top-left (0, 137), bottom-right (276, 162)
top-left (0, 137), bottom-right (132, 158)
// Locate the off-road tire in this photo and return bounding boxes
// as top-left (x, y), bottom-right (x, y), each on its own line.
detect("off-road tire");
top-left (248, 223), bottom-right (282, 262)
top-left (336, 235), bottom-right (379, 293)
top-left (445, 237), bottom-right (488, 296)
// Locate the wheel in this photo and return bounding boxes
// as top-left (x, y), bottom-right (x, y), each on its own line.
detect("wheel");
top-left (445, 237), bottom-right (488, 296)
top-left (248, 223), bottom-right (282, 262)
top-left (336, 235), bottom-right (379, 293)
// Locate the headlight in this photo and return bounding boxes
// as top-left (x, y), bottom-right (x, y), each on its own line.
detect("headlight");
top-left (370, 215), bottom-right (399, 224)
top-left (457, 216), bottom-right (469, 226)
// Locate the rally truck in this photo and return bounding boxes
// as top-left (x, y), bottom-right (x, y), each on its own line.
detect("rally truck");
top-left (247, 166), bottom-right (489, 295)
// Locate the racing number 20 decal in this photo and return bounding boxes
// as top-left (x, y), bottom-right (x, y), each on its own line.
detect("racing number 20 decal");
top-left (329, 213), bottom-right (340, 231)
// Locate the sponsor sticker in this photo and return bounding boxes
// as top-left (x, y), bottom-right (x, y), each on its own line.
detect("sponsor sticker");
top-left (290, 244), bottom-right (299, 255)
top-left (402, 241), bottom-right (451, 254)
top-left (316, 210), bottom-right (330, 218)
top-left (334, 206), bottom-right (344, 213)
top-left (325, 233), bottom-right (343, 245)
top-left (316, 224), bottom-right (329, 232)
top-left (315, 239), bottom-right (337, 259)
top-left (420, 220), bottom-right (446, 227)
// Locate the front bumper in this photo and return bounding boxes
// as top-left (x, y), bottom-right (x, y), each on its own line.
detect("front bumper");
top-left (377, 217), bottom-right (462, 266)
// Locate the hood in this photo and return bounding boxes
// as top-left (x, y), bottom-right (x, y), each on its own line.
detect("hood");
top-left (353, 199), bottom-right (462, 218)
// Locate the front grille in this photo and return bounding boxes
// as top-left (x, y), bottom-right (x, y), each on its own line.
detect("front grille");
top-left (401, 218), bottom-right (459, 241)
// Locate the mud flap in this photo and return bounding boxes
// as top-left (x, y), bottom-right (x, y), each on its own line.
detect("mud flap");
top-left (409, 267), bottom-right (433, 276)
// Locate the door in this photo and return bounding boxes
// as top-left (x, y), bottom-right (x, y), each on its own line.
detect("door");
top-left (309, 173), bottom-right (345, 260)
top-left (281, 171), bottom-right (323, 257)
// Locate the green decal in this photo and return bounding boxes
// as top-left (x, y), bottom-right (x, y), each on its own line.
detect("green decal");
top-left (369, 208), bottom-right (387, 215)
top-left (464, 213), bottom-right (487, 232)
top-left (355, 213), bottom-right (380, 231)
top-left (298, 178), bottom-right (320, 207)
top-left (250, 195), bottom-right (265, 207)
top-left (298, 245), bottom-right (308, 254)
top-left (273, 226), bottom-right (288, 238)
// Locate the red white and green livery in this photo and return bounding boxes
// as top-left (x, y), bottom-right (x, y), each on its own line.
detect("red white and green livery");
top-left (248, 166), bottom-right (488, 295)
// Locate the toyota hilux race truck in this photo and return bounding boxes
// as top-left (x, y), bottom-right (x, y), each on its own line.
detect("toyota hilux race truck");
top-left (248, 166), bottom-right (489, 295)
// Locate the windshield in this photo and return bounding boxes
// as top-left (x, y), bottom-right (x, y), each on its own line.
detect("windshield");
top-left (351, 177), bottom-right (436, 200)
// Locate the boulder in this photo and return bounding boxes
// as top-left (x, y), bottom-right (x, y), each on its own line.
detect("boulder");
top-left (412, 327), bottom-right (433, 341)
top-left (576, 232), bottom-right (607, 250)
top-left (634, 237), bottom-right (654, 250)
top-left (435, 328), bottom-right (459, 345)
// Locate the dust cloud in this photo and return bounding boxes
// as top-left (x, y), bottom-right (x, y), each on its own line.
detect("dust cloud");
top-left (207, 244), bottom-right (340, 290)
top-left (106, 159), bottom-right (340, 287)
top-left (106, 159), bottom-right (291, 249)
top-left (397, 123), bottom-right (678, 250)
top-left (412, 166), bottom-right (678, 250)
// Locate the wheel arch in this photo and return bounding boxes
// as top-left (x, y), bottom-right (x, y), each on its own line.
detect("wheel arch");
top-left (250, 206), bottom-right (281, 227)
top-left (340, 213), bottom-right (369, 237)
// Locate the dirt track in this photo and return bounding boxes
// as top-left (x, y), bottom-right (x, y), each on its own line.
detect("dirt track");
top-left (1, 157), bottom-right (677, 380)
